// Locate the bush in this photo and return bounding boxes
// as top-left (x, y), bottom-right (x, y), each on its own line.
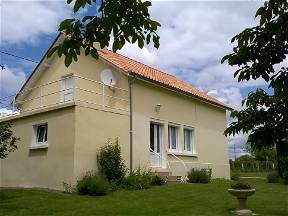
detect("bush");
top-left (76, 172), bottom-right (111, 196)
top-left (151, 175), bottom-right (166, 186)
top-left (267, 172), bottom-right (280, 183)
top-left (123, 168), bottom-right (152, 190)
top-left (282, 171), bottom-right (288, 185)
top-left (187, 168), bottom-right (211, 183)
top-left (230, 180), bottom-right (251, 189)
top-left (230, 170), bottom-right (241, 181)
top-left (97, 138), bottom-right (127, 184)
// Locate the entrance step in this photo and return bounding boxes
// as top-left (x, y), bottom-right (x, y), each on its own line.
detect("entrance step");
top-left (153, 170), bottom-right (182, 184)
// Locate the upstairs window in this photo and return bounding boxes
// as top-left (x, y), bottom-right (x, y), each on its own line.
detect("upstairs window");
top-left (168, 125), bottom-right (178, 151)
top-left (184, 128), bottom-right (195, 153)
top-left (61, 75), bottom-right (74, 103)
top-left (36, 124), bottom-right (48, 143)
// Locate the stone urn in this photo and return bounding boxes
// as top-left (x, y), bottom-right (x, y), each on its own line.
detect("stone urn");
top-left (228, 188), bottom-right (256, 215)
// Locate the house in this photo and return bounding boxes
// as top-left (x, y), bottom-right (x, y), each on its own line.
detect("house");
top-left (0, 35), bottom-right (231, 190)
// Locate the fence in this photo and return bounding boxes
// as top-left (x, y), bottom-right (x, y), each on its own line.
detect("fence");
top-left (230, 160), bottom-right (277, 173)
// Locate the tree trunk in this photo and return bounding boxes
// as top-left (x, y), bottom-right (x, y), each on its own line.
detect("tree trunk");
top-left (275, 140), bottom-right (288, 178)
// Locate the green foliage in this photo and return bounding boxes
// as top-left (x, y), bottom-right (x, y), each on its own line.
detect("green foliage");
top-left (282, 171), bottom-right (288, 185)
top-left (151, 175), bottom-right (166, 186)
top-left (0, 122), bottom-right (19, 159)
top-left (267, 172), bottom-right (280, 183)
top-left (230, 180), bottom-right (251, 189)
top-left (222, 0), bottom-right (288, 177)
top-left (123, 168), bottom-right (152, 190)
top-left (97, 138), bottom-right (127, 184)
top-left (76, 171), bottom-right (111, 196)
top-left (48, 0), bottom-right (161, 66)
top-left (187, 168), bottom-right (211, 184)
top-left (62, 182), bottom-right (76, 194)
top-left (230, 170), bottom-right (240, 181)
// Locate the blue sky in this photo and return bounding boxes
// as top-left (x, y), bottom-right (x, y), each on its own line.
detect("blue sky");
top-left (1, 0), bottom-right (269, 158)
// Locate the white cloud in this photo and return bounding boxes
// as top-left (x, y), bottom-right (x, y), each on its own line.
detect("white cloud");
top-left (118, 1), bottom-right (264, 110)
top-left (1, 0), bottom-right (70, 45)
top-left (0, 66), bottom-right (26, 96)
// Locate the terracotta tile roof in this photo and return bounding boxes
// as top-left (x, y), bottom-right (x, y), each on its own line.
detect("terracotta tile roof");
top-left (99, 49), bottom-right (230, 110)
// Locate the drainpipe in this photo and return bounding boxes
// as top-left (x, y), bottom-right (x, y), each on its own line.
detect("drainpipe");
top-left (128, 72), bottom-right (135, 172)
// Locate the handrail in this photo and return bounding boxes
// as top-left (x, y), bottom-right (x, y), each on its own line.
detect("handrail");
top-left (167, 150), bottom-right (188, 182)
top-left (168, 150), bottom-right (188, 171)
top-left (150, 148), bottom-right (171, 172)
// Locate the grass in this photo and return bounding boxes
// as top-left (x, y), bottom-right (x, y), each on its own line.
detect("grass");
top-left (240, 172), bottom-right (268, 178)
top-left (0, 179), bottom-right (287, 216)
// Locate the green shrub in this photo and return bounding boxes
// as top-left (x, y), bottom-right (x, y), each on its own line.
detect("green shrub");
top-left (230, 180), bottom-right (251, 189)
top-left (76, 172), bottom-right (111, 196)
top-left (267, 172), bottom-right (280, 183)
top-left (187, 168), bottom-right (211, 183)
top-left (97, 138), bottom-right (127, 184)
top-left (282, 171), bottom-right (288, 185)
top-left (123, 168), bottom-right (152, 190)
top-left (151, 175), bottom-right (166, 186)
top-left (230, 170), bottom-right (241, 181)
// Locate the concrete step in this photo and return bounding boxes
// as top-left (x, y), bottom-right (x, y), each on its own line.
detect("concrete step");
top-left (167, 175), bottom-right (182, 182)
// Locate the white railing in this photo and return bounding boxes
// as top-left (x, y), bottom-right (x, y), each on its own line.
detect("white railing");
top-left (150, 148), bottom-right (171, 172)
top-left (167, 150), bottom-right (188, 182)
top-left (0, 75), bottom-right (129, 119)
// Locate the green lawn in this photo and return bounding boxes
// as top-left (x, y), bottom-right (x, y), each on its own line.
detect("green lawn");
top-left (0, 179), bottom-right (287, 216)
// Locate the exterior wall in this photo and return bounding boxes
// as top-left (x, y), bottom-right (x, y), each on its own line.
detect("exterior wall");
top-left (73, 106), bottom-right (130, 180)
top-left (19, 52), bottom-right (129, 114)
top-left (20, 55), bottom-right (71, 112)
top-left (0, 106), bottom-right (75, 190)
top-left (132, 80), bottom-right (230, 179)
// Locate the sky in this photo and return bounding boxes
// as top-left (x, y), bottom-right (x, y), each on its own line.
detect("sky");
top-left (0, 0), bottom-right (267, 159)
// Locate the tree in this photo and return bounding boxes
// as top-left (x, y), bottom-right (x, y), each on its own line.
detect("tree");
top-left (48, 0), bottom-right (161, 67)
top-left (0, 122), bottom-right (19, 159)
top-left (222, 0), bottom-right (288, 177)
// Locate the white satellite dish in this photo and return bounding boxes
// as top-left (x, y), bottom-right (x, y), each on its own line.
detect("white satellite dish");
top-left (100, 69), bottom-right (117, 87)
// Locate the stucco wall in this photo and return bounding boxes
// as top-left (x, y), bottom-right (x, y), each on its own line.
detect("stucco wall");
top-left (131, 79), bottom-right (230, 179)
top-left (73, 105), bottom-right (130, 180)
top-left (0, 106), bottom-right (75, 190)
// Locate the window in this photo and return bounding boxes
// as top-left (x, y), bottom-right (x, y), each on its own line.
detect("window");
top-left (184, 128), bottom-right (195, 153)
top-left (168, 125), bottom-right (178, 151)
top-left (36, 124), bottom-right (48, 143)
top-left (30, 124), bottom-right (48, 149)
top-left (61, 75), bottom-right (74, 103)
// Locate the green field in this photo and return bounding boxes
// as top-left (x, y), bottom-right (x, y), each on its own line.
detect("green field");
top-left (0, 179), bottom-right (287, 216)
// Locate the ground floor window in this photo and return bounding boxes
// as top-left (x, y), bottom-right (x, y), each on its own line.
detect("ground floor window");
top-left (184, 128), bottom-right (195, 153)
top-left (168, 125), bottom-right (178, 151)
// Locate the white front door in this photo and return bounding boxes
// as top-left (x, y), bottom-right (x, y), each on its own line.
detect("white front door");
top-left (150, 122), bottom-right (162, 167)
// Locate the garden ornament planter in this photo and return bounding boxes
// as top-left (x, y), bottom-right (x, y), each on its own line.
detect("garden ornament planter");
top-left (228, 189), bottom-right (256, 215)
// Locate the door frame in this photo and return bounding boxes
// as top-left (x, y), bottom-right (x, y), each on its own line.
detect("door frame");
top-left (150, 121), bottom-right (165, 168)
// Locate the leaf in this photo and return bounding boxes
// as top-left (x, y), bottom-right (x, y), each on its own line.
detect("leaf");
top-left (91, 48), bottom-right (99, 59)
top-left (73, 0), bottom-right (83, 13)
top-left (138, 38), bottom-right (144, 49)
top-left (112, 39), bottom-right (120, 52)
top-left (64, 54), bottom-right (73, 67)
top-left (67, 0), bottom-right (73, 4)
top-left (221, 55), bottom-right (230, 64)
top-left (47, 46), bottom-right (59, 58)
top-left (85, 47), bottom-right (90, 56)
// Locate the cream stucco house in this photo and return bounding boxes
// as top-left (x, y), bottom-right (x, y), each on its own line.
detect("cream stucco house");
top-left (0, 35), bottom-right (231, 190)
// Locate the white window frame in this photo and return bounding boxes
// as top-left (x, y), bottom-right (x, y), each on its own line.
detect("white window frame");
top-left (61, 74), bottom-right (74, 103)
top-left (30, 123), bottom-right (48, 149)
top-left (168, 124), bottom-right (179, 152)
top-left (183, 127), bottom-right (196, 154)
